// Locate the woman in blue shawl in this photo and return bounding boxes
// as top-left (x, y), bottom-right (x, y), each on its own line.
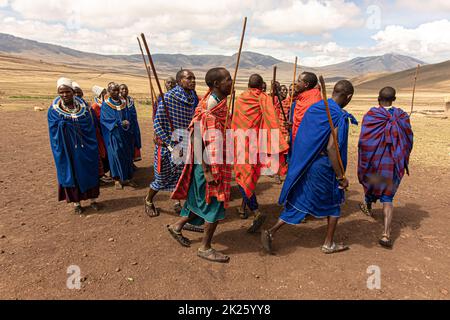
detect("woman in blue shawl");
top-left (262, 80), bottom-right (358, 255)
top-left (120, 84), bottom-right (142, 164)
top-left (101, 83), bottom-right (137, 190)
top-left (48, 78), bottom-right (101, 215)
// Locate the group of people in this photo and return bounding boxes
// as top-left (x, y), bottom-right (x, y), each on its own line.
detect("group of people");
top-left (48, 78), bottom-right (142, 215)
top-left (48, 66), bottom-right (414, 264)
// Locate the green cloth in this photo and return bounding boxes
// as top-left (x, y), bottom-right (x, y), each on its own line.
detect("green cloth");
top-left (180, 164), bottom-right (225, 226)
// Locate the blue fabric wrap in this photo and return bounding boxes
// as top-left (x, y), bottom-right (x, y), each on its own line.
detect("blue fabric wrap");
top-left (127, 97), bottom-right (142, 149)
top-left (100, 99), bottom-right (135, 181)
top-left (48, 96), bottom-right (99, 193)
top-left (278, 99), bottom-right (358, 222)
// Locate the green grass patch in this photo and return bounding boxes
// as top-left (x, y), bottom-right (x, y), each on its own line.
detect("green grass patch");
top-left (8, 95), bottom-right (53, 100)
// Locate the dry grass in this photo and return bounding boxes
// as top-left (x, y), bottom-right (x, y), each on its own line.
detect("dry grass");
top-left (1, 55), bottom-right (448, 170)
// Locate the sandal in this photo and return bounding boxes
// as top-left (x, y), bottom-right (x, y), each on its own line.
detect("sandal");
top-left (261, 230), bottom-right (274, 254)
top-left (74, 205), bottom-right (85, 215)
top-left (90, 202), bottom-right (101, 211)
top-left (379, 234), bottom-right (393, 249)
top-left (144, 198), bottom-right (160, 218)
top-left (197, 248), bottom-right (230, 263)
top-left (237, 207), bottom-right (249, 220)
top-left (321, 243), bottom-right (350, 254)
top-left (182, 223), bottom-right (205, 233)
top-left (359, 202), bottom-right (373, 217)
top-left (167, 225), bottom-right (191, 247)
top-left (247, 211), bottom-right (267, 234)
top-left (115, 181), bottom-right (123, 190)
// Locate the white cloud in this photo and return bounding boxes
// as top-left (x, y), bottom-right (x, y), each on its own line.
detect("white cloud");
top-left (1, 1), bottom-right (450, 67)
top-left (371, 19), bottom-right (450, 63)
top-left (8, 0), bottom-right (245, 31)
top-left (397, 0), bottom-right (450, 13)
top-left (254, 0), bottom-right (363, 34)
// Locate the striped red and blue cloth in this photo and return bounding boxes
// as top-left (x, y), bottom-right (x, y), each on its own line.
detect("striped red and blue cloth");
top-left (358, 106), bottom-right (414, 199)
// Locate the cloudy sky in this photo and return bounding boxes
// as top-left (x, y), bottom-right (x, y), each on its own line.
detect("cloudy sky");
top-left (0, 0), bottom-right (449, 66)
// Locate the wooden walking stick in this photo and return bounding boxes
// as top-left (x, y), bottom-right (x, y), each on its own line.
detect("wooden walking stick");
top-left (137, 37), bottom-right (156, 109)
top-left (410, 64), bottom-right (420, 116)
top-left (289, 57), bottom-right (298, 120)
top-left (140, 33), bottom-right (174, 133)
top-left (319, 75), bottom-right (346, 179)
top-left (272, 66), bottom-right (277, 105)
top-left (225, 16), bottom-right (248, 133)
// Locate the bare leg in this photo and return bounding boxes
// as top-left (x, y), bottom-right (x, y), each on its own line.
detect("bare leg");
top-left (261, 219), bottom-right (286, 254)
top-left (381, 203), bottom-right (394, 244)
top-left (171, 213), bottom-right (196, 233)
top-left (197, 222), bottom-right (229, 263)
top-left (323, 216), bottom-right (339, 247)
top-left (145, 188), bottom-right (158, 203)
top-left (144, 188), bottom-right (160, 217)
top-left (200, 221), bottom-right (219, 251)
top-left (238, 199), bottom-right (248, 219)
top-left (268, 219), bottom-right (286, 236)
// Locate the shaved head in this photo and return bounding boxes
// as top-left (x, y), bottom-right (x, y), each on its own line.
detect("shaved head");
top-left (332, 80), bottom-right (354, 108)
top-left (378, 86), bottom-right (396, 105)
top-left (248, 74), bottom-right (264, 90)
top-left (333, 80), bottom-right (354, 96)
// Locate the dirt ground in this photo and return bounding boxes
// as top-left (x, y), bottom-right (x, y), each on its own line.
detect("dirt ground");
top-left (0, 107), bottom-right (449, 300)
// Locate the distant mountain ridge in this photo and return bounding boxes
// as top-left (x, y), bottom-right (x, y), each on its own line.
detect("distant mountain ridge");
top-left (0, 33), bottom-right (428, 79)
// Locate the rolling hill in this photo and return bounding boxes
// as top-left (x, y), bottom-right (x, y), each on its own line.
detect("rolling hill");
top-left (0, 33), bottom-right (429, 81)
top-left (355, 60), bottom-right (450, 91)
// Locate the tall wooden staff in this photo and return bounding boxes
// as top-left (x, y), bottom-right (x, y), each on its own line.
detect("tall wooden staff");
top-left (289, 57), bottom-right (298, 120)
top-left (140, 33), bottom-right (174, 133)
top-left (410, 64), bottom-right (420, 116)
top-left (225, 16), bottom-right (248, 133)
top-left (319, 75), bottom-right (346, 179)
top-left (272, 66), bottom-right (277, 105)
top-left (272, 65), bottom-right (288, 123)
top-left (137, 37), bottom-right (156, 109)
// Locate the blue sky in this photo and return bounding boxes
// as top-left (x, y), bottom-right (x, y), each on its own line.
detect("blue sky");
top-left (0, 0), bottom-right (449, 66)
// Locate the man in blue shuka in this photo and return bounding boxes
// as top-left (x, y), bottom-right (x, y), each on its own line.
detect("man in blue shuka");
top-left (262, 80), bottom-right (358, 255)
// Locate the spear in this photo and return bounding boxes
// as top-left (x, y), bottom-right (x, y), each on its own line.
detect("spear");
top-left (140, 33), bottom-right (174, 132)
top-left (410, 64), bottom-right (420, 116)
top-left (137, 37), bottom-right (156, 110)
top-left (289, 57), bottom-right (298, 121)
top-left (225, 16), bottom-right (248, 133)
top-left (319, 75), bottom-right (346, 179)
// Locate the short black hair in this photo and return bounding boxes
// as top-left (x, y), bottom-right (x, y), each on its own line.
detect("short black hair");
top-left (248, 74), bottom-right (264, 89)
top-left (176, 69), bottom-right (194, 83)
top-left (119, 84), bottom-right (128, 89)
top-left (379, 86), bottom-right (396, 102)
top-left (333, 80), bottom-right (354, 96)
top-left (301, 72), bottom-right (318, 90)
top-left (107, 82), bottom-right (119, 92)
top-left (205, 67), bottom-right (227, 88)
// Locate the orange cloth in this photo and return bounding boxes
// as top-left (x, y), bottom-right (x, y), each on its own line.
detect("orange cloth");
top-left (91, 102), bottom-right (107, 159)
top-left (292, 88), bottom-right (322, 144)
top-left (231, 89), bottom-right (289, 198)
top-left (275, 98), bottom-right (292, 176)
